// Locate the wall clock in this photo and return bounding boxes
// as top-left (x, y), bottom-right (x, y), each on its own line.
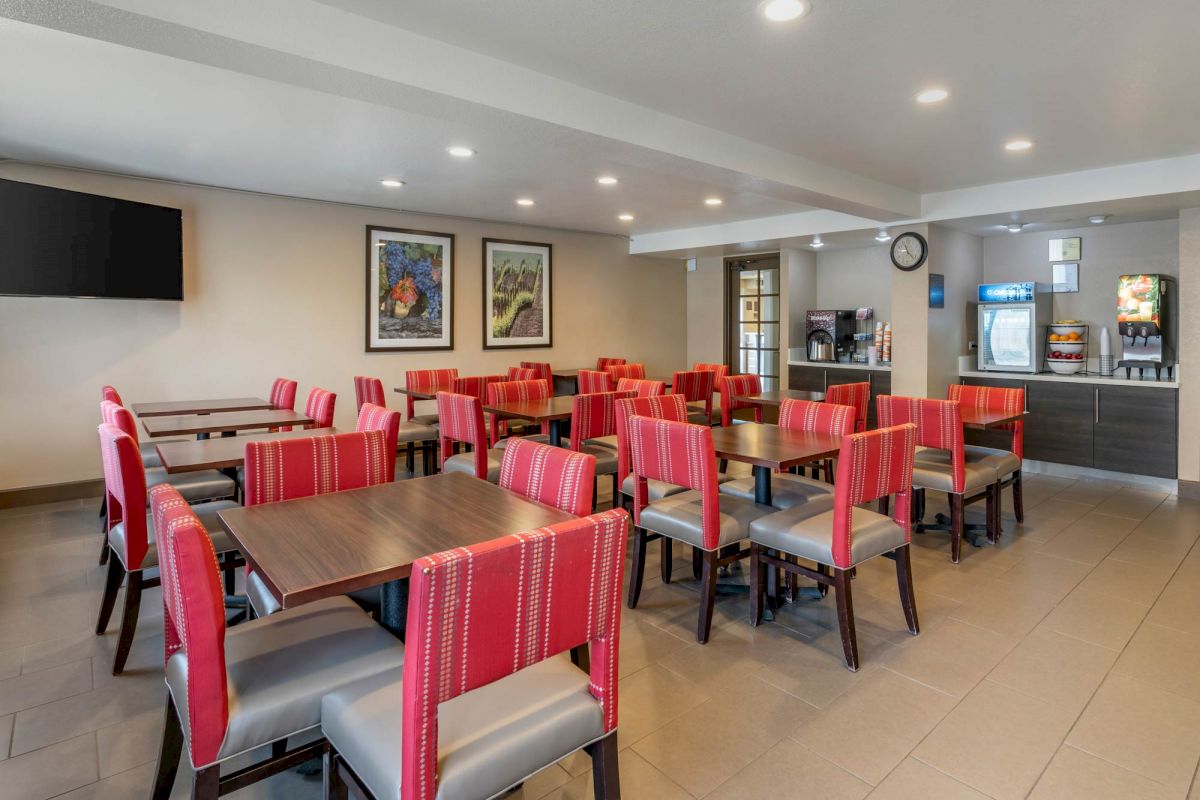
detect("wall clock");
top-left (891, 232), bottom-right (928, 271)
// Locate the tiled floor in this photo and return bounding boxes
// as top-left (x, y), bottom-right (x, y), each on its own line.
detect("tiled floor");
top-left (2, 471), bottom-right (1200, 799)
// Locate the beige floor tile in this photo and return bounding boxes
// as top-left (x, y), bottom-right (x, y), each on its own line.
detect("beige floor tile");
top-left (1146, 576), bottom-right (1200, 637)
top-left (0, 647), bottom-right (21, 681)
top-left (882, 618), bottom-right (1016, 698)
top-left (54, 762), bottom-right (156, 800)
top-left (507, 763), bottom-right (574, 799)
top-left (614, 620), bottom-right (690, 679)
top-left (0, 658), bottom-right (92, 716)
top-left (610, 664), bottom-right (711, 752)
top-left (0, 732), bottom-right (99, 800)
top-left (96, 709), bottom-right (162, 779)
top-left (1039, 588), bottom-right (1151, 650)
top-left (913, 681), bottom-right (1079, 800)
top-left (656, 618), bottom-right (809, 695)
top-left (1076, 558), bottom-right (1174, 607)
top-left (1107, 532), bottom-right (1193, 573)
top-left (1034, 515), bottom-right (1137, 565)
top-left (632, 675), bottom-right (814, 797)
top-left (994, 553), bottom-right (1094, 599)
top-left (947, 580), bottom-right (1060, 640)
top-left (707, 737), bottom-right (870, 799)
top-left (1068, 672), bottom-right (1200, 793)
top-left (1114, 624), bottom-right (1200, 704)
top-left (853, 586), bottom-right (961, 647)
top-left (867, 757), bottom-right (990, 799)
top-left (1093, 487), bottom-right (1169, 520)
top-left (987, 627), bottom-right (1118, 711)
top-left (629, 579), bottom-right (745, 643)
top-left (792, 668), bottom-right (956, 786)
top-left (542, 749), bottom-right (691, 800)
top-left (752, 625), bottom-right (894, 709)
top-left (1053, 478), bottom-right (1134, 507)
top-left (1029, 745), bottom-right (1175, 800)
top-left (0, 713), bottom-right (11, 761)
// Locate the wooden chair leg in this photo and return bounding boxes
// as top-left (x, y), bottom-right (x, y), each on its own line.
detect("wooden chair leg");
top-left (272, 738), bottom-right (287, 759)
top-left (950, 493), bottom-right (964, 564)
top-left (696, 549), bottom-right (718, 644)
top-left (587, 731), bottom-right (621, 800)
top-left (719, 459), bottom-right (729, 473)
top-left (406, 442), bottom-right (415, 476)
top-left (592, 477), bottom-right (599, 513)
top-left (823, 458), bottom-right (834, 484)
top-left (1012, 470), bottom-right (1024, 523)
top-left (692, 546), bottom-right (702, 580)
top-left (877, 496), bottom-right (890, 516)
top-left (112, 570), bottom-right (143, 675)
top-left (986, 483), bottom-right (1001, 543)
top-left (151, 695), bottom-right (184, 800)
top-left (626, 528), bottom-right (648, 608)
top-left (324, 746), bottom-right (349, 800)
top-left (832, 568), bottom-right (859, 671)
top-left (95, 555), bottom-right (123, 635)
top-left (660, 537), bottom-right (673, 584)
top-left (222, 553), bottom-right (236, 596)
top-left (894, 547), bottom-right (920, 635)
top-left (816, 562), bottom-right (830, 597)
top-left (612, 474), bottom-right (620, 510)
top-left (749, 544), bottom-right (765, 626)
top-left (192, 764), bottom-right (220, 800)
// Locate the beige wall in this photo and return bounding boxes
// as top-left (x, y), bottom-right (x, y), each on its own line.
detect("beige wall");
top-left (0, 164), bottom-right (686, 492)
top-left (928, 224), bottom-right (984, 396)
top-left (814, 245), bottom-right (893, 324)
top-left (1179, 209), bottom-right (1200, 483)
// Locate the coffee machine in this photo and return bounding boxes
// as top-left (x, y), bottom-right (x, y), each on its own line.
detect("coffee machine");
top-left (806, 310), bottom-right (857, 363)
top-left (1117, 274), bottom-right (1176, 380)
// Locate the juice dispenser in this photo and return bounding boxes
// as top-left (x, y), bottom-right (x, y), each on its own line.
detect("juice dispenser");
top-left (1117, 274), bottom-right (1176, 380)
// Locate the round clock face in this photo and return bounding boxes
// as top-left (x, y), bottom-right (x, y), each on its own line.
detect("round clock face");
top-left (891, 232), bottom-right (927, 271)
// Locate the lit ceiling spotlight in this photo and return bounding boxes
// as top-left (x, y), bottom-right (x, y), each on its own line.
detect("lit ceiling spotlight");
top-left (1007, 223), bottom-right (1025, 233)
top-left (446, 146), bottom-right (476, 158)
top-left (704, 197), bottom-right (723, 206)
top-left (516, 198), bottom-right (535, 206)
top-left (916, 88), bottom-right (949, 104)
top-left (1004, 139), bottom-right (1033, 152)
top-left (618, 213), bottom-right (634, 221)
top-left (379, 179), bottom-right (405, 187)
top-left (760, 0), bottom-right (810, 22)
top-left (811, 235), bottom-right (825, 248)
top-left (596, 176), bottom-right (619, 185)
top-left (1089, 214), bottom-right (1109, 224)
top-left (875, 229), bottom-right (892, 242)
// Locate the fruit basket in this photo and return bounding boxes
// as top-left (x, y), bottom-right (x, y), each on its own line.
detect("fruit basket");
top-left (1046, 322), bottom-right (1088, 374)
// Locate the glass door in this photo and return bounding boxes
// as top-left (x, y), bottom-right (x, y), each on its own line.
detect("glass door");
top-left (726, 255), bottom-right (780, 390)
top-left (980, 305), bottom-right (1033, 369)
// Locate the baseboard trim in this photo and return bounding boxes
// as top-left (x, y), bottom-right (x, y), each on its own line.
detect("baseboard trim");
top-left (0, 478), bottom-right (105, 510)
top-left (1022, 459), bottom-right (1177, 495)
top-left (1178, 479), bottom-right (1200, 500)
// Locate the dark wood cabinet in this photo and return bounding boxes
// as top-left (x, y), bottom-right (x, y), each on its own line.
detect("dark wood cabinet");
top-left (1023, 381), bottom-right (1094, 468)
top-left (1093, 386), bottom-right (1178, 478)
top-left (789, 365), bottom-right (891, 429)
top-left (788, 365), bottom-right (826, 393)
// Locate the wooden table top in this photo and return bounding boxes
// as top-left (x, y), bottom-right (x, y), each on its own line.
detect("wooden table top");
top-left (218, 472), bottom-right (577, 610)
top-left (484, 394), bottom-right (576, 421)
top-left (141, 409), bottom-right (315, 438)
top-left (130, 397), bottom-right (273, 417)
top-left (551, 368), bottom-right (585, 378)
top-left (960, 409), bottom-right (1026, 430)
top-left (155, 428), bottom-right (339, 473)
top-left (735, 389), bottom-right (826, 406)
top-left (710, 424), bottom-right (843, 470)
top-left (393, 386), bottom-right (440, 400)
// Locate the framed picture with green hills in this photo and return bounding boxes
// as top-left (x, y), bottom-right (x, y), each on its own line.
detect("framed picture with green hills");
top-left (482, 238), bottom-right (552, 350)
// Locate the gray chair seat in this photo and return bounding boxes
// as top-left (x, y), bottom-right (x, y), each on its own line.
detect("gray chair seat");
top-left (321, 654), bottom-right (604, 800)
top-left (248, 572), bottom-right (379, 618)
top-left (111, 499), bottom-right (241, 572)
top-left (397, 422), bottom-right (438, 444)
top-left (443, 449), bottom-right (504, 483)
top-left (620, 473), bottom-right (736, 502)
top-left (910, 457), bottom-right (997, 494)
top-left (916, 445), bottom-right (1020, 481)
top-left (585, 435), bottom-right (617, 450)
top-left (638, 491), bottom-right (772, 551)
top-left (494, 433), bottom-right (552, 449)
top-left (718, 473), bottom-right (837, 512)
top-left (168, 596), bottom-right (404, 768)
top-left (749, 505), bottom-right (907, 568)
top-left (578, 444), bottom-right (618, 475)
top-left (409, 413), bottom-right (439, 427)
top-left (145, 467), bottom-right (237, 503)
top-left (139, 440), bottom-right (165, 469)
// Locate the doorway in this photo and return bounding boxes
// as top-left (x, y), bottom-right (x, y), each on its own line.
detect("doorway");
top-left (725, 254), bottom-right (780, 391)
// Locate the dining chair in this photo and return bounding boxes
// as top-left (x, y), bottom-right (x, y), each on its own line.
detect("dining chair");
top-left (946, 384), bottom-right (1025, 522)
top-left (672, 369), bottom-right (716, 425)
top-left (605, 363), bottom-right (646, 382)
top-left (613, 394), bottom-right (689, 511)
top-left (596, 356), bottom-right (626, 371)
top-left (718, 374), bottom-right (764, 428)
top-left (627, 416), bottom-right (771, 643)
top-left (99, 385), bottom-right (168, 468)
top-left (147, 484), bottom-right (404, 800)
top-left (506, 366), bottom-right (539, 382)
top-left (499, 437), bottom-right (595, 516)
top-left (242, 429), bottom-right (393, 617)
top-left (304, 387), bottom-right (337, 429)
top-left (437, 391), bottom-right (505, 482)
top-left (321, 508), bottom-right (628, 800)
top-left (268, 377), bottom-right (298, 411)
top-left (355, 403), bottom-right (402, 482)
top-left (101, 384), bottom-right (123, 405)
top-left (617, 377), bottom-right (665, 397)
top-left (486, 378), bottom-right (552, 447)
top-left (693, 362), bottom-right (729, 423)
top-left (519, 361), bottom-right (555, 395)
top-left (719, 398), bottom-right (854, 510)
top-left (876, 395), bottom-right (999, 562)
top-left (352, 377), bottom-right (438, 476)
top-left (577, 368), bottom-right (614, 394)
top-left (95, 422), bottom-right (241, 675)
top-left (352, 376), bottom-right (386, 411)
top-left (825, 381), bottom-right (871, 432)
top-left (570, 390), bottom-right (635, 510)
top-left (747, 423), bottom-right (920, 671)
top-left (404, 368), bottom-right (458, 426)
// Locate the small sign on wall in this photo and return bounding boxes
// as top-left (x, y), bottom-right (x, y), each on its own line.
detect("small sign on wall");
top-left (1049, 237), bottom-right (1082, 261)
top-left (1052, 262), bottom-right (1079, 293)
top-left (929, 273), bottom-right (945, 308)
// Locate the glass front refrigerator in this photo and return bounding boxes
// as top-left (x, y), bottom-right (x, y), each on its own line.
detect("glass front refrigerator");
top-left (976, 282), bottom-right (1052, 373)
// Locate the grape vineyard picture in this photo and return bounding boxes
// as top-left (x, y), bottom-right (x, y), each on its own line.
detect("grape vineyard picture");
top-left (483, 238), bottom-right (552, 349)
top-left (366, 226), bottom-right (454, 351)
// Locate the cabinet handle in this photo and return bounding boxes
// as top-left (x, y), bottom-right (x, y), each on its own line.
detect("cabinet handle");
top-left (1094, 387), bottom-right (1100, 423)
top-left (823, 370), bottom-right (828, 391)
top-left (1023, 383), bottom-right (1029, 413)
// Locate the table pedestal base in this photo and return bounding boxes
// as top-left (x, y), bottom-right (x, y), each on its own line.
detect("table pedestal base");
top-left (380, 579), bottom-right (409, 639)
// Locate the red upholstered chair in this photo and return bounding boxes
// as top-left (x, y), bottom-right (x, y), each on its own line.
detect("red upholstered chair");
top-left (748, 423), bottom-right (920, 671)
top-left (99, 385), bottom-right (166, 468)
top-left (303, 387), bottom-right (336, 429)
top-left (321, 508), bottom-right (628, 800)
top-left (617, 377), bottom-right (665, 398)
top-left (499, 438), bottom-right (596, 516)
top-left (720, 398), bottom-right (853, 510)
top-left (506, 366), bottom-right (539, 382)
top-left (627, 416), bottom-right (771, 643)
top-left (577, 369), bottom-right (613, 394)
top-left (95, 423), bottom-right (241, 675)
top-left (268, 377), bottom-right (298, 410)
top-left (693, 362), bottom-right (729, 421)
top-left (354, 377), bottom-right (438, 476)
top-left (596, 357), bottom-right (626, 371)
top-left (605, 363), bottom-right (646, 383)
top-left (404, 368), bottom-right (458, 426)
top-left (672, 369), bottom-right (716, 425)
top-left (352, 376), bottom-right (386, 411)
top-left (718, 374), bottom-right (764, 428)
top-left (437, 391), bottom-right (504, 482)
top-left (519, 361), bottom-right (555, 395)
top-left (877, 395), bottom-right (999, 562)
top-left (569, 390), bottom-right (635, 509)
top-left (825, 381), bottom-right (870, 432)
top-left (947, 384), bottom-right (1025, 522)
top-left (147, 484), bottom-right (403, 800)
top-left (101, 384), bottom-right (123, 405)
top-left (614, 394), bottom-right (689, 509)
top-left (355, 403), bottom-right (402, 482)
top-left (486, 379), bottom-right (552, 447)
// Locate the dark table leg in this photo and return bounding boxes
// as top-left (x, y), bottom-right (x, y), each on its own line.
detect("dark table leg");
top-left (197, 433), bottom-right (209, 441)
top-left (753, 465), bottom-right (772, 506)
top-left (549, 418), bottom-right (562, 448)
top-left (379, 579), bottom-right (408, 640)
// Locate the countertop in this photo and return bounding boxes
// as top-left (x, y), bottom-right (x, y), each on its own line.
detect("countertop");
top-left (958, 368), bottom-right (1178, 388)
top-left (787, 360), bottom-right (892, 372)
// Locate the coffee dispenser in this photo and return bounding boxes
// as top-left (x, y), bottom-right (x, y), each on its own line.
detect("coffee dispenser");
top-left (805, 310), bottom-right (856, 362)
top-left (1117, 274), bottom-right (1176, 379)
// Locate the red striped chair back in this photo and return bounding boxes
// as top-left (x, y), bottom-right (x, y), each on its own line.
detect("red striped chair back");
top-left (269, 378), bottom-right (297, 411)
top-left (435, 391), bottom-right (489, 479)
top-left (506, 366), bottom-right (539, 382)
top-left (719, 375), bottom-right (764, 427)
top-left (605, 363), bottom-right (645, 382)
top-left (518, 361), bottom-right (554, 395)
top-left (304, 387), bottom-right (337, 428)
top-left (486, 379), bottom-right (552, 444)
top-left (356, 403), bottom-right (402, 481)
top-left (596, 357), bottom-right (626, 371)
top-left (628, 416), bottom-right (723, 548)
top-left (824, 382), bottom-right (870, 432)
top-left (98, 422), bottom-right (150, 569)
top-left (101, 385), bottom-right (123, 406)
top-left (569, 390), bottom-right (636, 451)
top-left (692, 362), bottom-right (729, 383)
top-left (778, 398), bottom-right (856, 436)
top-left (243, 430), bottom-right (390, 506)
top-left (404, 369), bottom-right (458, 420)
top-left (352, 376), bottom-right (386, 412)
top-left (614, 394), bottom-right (688, 488)
top-left (830, 424), bottom-right (917, 568)
top-left (617, 378), bottom-right (665, 398)
top-left (453, 375), bottom-right (506, 403)
top-left (948, 384), bottom-right (1024, 459)
top-left (401, 508), bottom-right (628, 800)
top-left (100, 400), bottom-right (140, 444)
top-left (672, 370), bottom-right (715, 419)
top-left (499, 438), bottom-right (596, 516)
top-left (576, 369), bottom-right (612, 394)
top-left (877, 395), bottom-right (965, 494)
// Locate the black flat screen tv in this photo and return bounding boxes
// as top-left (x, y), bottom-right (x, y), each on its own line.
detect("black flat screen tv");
top-left (0, 178), bottom-right (183, 300)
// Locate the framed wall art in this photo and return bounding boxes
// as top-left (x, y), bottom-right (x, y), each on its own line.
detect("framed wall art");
top-left (366, 226), bottom-right (454, 351)
top-left (482, 238), bottom-right (552, 349)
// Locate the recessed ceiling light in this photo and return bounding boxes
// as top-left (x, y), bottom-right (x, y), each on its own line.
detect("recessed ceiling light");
top-left (379, 179), bottom-right (405, 188)
top-left (760, 0), bottom-right (810, 22)
top-left (916, 88), bottom-right (949, 104)
top-left (446, 146), bottom-right (475, 158)
top-left (596, 176), bottom-right (619, 185)
top-left (618, 213), bottom-right (634, 221)
top-left (1089, 214), bottom-right (1108, 224)
top-left (704, 197), bottom-right (723, 206)
top-left (875, 229), bottom-right (892, 242)
top-left (1007, 223), bottom-right (1024, 233)
top-left (516, 198), bottom-right (535, 206)
top-left (1005, 139), bottom-right (1033, 152)
top-left (811, 235), bottom-right (824, 248)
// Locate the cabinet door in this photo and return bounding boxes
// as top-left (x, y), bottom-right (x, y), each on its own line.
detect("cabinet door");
top-left (1093, 387), bottom-right (1178, 478)
top-left (788, 365), bottom-right (826, 393)
top-left (1024, 381), bottom-right (1094, 468)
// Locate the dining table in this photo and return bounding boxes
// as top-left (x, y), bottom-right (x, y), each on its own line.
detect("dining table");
top-left (130, 397), bottom-right (273, 417)
top-left (155, 427), bottom-right (339, 474)
top-left (217, 471), bottom-right (576, 638)
top-left (140, 409), bottom-right (315, 440)
top-left (483, 394), bottom-right (576, 447)
top-left (709, 423), bottom-right (843, 506)
top-left (960, 409), bottom-right (1027, 430)
top-left (733, 389), bottom-right (826, 408)
top-left (550, 368), bottom-right (673, 394)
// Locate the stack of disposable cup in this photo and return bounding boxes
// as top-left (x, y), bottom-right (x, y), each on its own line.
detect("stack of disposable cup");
top-left (882, 322), bottom-right (892, 363)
